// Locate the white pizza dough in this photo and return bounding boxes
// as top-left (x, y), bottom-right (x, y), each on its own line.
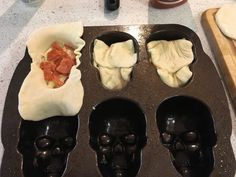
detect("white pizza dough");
top-left (19, 65), bottom-right (84, 121)
top-left (27, 22), bottom-right (85, 66)
top-left (97, 67), bottom-right (133, 90)
top-left (215, 4), bottom-right (236, 40)
top-left (18, 22), bottom-right (85, 121)
top-left (157, 66), bottom-right (192, 88)
top-left (93, 39), bottom-right (137, 90)
top-left (147, 39), bottom-right (194, 87)
top-left (147, 39), bottom-right (193, 73)
top-left (93, 39), bottom-right (137, 68)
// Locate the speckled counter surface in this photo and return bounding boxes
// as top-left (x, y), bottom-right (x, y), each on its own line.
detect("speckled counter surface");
top-left (0, 0), bottom-right (235, 174)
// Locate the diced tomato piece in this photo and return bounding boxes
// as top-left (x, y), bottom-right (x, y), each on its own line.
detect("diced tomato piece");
top-left (40, 61), bottom-right (56, 81)
top-left (53, 58), bottom-right (62, 67)
top-left (40, 41), bottom-right (77, 87)
top-left (64, 48), bottom-right (76, 59)
top-left (47, 48), bottom-right (70, 62)
top-left (53, 73), bottom-right (64, 87)
top-left (53, 70), bottom-right (61, 77)
top-left (51, 41), bottom-right (63, 50)
top-left (64, 44), bottom-right (76, 59)
top-left (43, 69), bottom-right (54, 81)
top-left (40, 61), bottom-right (48, 69)
top-left (47, 49), bottom-right (62, 62)
top-left (56, 57), bottom-right (74, 75)
top-left (40, 61), bottom-right (56, 71)
top-left (48, 42), bottom-right (70, 63)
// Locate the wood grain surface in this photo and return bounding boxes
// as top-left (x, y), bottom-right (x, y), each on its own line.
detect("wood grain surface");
top-left (202, 8), bottom-right (236, 111)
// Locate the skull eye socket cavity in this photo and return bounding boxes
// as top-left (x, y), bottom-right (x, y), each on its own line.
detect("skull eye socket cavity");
top-left (35, 136), bottom-right (53, 150)
top-left (99, 134), bottom-right (112, 146)
top-left (183, 131), bottom-right (198, 142)
top-left (161, 132), bottom-right (173, 144)
top-left (124, 133), bottom-right (136, 145)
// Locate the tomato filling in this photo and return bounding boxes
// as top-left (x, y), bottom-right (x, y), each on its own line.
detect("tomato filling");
top-left (40, 41), bottom-right (76, 88)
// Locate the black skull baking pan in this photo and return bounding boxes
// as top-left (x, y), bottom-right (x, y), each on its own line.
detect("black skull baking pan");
top-left (1, 24), bottom-right (235, 177)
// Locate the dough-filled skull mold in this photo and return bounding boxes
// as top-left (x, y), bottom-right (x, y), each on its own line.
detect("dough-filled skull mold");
top-left (89, 98), bottom-right (146, 177)
top-left (92, 32), bottom-right (139, 90)
top-left (147, 38), bottom-right (194, 88)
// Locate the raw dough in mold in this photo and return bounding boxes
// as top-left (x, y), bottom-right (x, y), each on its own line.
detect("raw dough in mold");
top-left (18, 22), bottom-right (85, 121)
top-left (147, 39), bottom-right (194, 87)
top-left (98, 67), bottom-right (133, 90)
top-left (93, 39), bottom-right (137, 90)
top-left (215, 4), bottom-right (236, 40)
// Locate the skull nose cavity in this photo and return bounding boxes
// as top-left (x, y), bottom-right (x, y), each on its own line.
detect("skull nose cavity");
top-left (187, 143), bottom-right (200, 152)
top-left (175, 141), bottom-right (185, 150)
top-left (113, 143), bottom-right (124, 153)
top-left (185, 131), bottom-right (198, 142)
top-left (37, 150), bottom-right (50, 159)
top-left (52, 146), bottom-right (63, 155)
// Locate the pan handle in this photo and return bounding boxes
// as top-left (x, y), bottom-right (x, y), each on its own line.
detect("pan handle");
top-left (106, 0), bottom-right (120, 11)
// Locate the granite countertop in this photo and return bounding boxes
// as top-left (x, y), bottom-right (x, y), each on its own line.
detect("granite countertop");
top-left (0, 0), bottom-right (235, 173)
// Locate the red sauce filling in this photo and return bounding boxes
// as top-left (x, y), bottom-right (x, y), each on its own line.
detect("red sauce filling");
top-left (40, 41), bottom-right (76, 88)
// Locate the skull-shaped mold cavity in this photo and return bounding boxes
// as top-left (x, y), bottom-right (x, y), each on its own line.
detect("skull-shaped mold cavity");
top-left (89, 98), bottom-right (146, 177)
top-left (156, 96), bottom-right (216, 177)
top-left (17, 116), bottom-right (78, 177)
top-left (146, 29), bottom-right (196, 88)
top-left (91, 32), bottom-right (139, 90)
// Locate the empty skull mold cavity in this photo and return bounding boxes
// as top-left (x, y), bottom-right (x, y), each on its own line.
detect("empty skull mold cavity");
top-left (156, 96), bottom-right (216, 177)
top-left (89, 98), bottom-right (146, 177)
top-left (146, 30), bottom-right (196, 88)
top-left (91, 32), bottom-right (139, 90)
top-left (17, 116), bottom-right (78, 177)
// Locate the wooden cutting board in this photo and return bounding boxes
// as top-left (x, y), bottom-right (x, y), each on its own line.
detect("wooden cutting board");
top-left (202, 8), bottom-right (236, 111)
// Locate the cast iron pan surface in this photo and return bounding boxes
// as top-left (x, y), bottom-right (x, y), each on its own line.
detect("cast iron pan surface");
top-left (0, 24), bottom-right (235, 177)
